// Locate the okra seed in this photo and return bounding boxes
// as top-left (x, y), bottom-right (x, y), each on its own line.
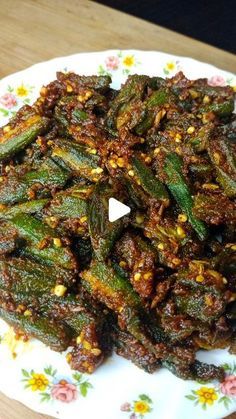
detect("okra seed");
top-left (135, 214), bottom-right (144, 224)
top-left (154, 147), bottom-right (160, 155)
top-left (54, 284), bottom-right (67, 297)
top-left (76, 336), bottom-right (82, 344)
top-left (53, 238), bottom-right (62, 248)
top-left (176, 226), bottom-right (186, 238)
top-left (178, 214), bottom-right (187, 223)
top-left (91, 348), bottom-right (102, 356)
top-left (203, 95), bottom-right (210, 104)
top-left (80, 216), bottom-right (87, 224)
top-left (213, 152), bottom-right (221, 165)
top-left (109, 159), bottom-right (117, 169)
top-left (196, 275), bottom-right (204, 283)
top-left (145, 156), bottom-right (152, 164)
top-left (172, 257), bottom-right (181, 266)
top-left (83, 340), bottom-right (92, 350)
top-left (66, 353), bottom-right (72, 362)
top-left (187, 126), bottom-right (195, 134)
top-left (88, 148), bottom-right (97, 155)
top-left (24, 310), bottom-right (32, 317)
top-left (3, 125), bottom-right (11, 133)
top-left (117, 157), bottom-right (125, 167)
top-left (205, 295), bottom-right (213, 306)
top-left (144, 272), bottom-right (153, 280)
top-left (134, 272), bottom-right (141, 281)
top-left (119, 260), bottom-right (127, 268)
top-left (175, 133), bottom-right (182, 141)
top-left (66, 84), bottom-right (73, 93)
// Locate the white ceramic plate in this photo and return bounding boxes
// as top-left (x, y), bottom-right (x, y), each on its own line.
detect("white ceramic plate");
top-left (0, 50), bottom-right (235, 419)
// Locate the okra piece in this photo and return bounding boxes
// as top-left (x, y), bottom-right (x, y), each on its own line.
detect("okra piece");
top-left (112, 327), bottom-right (160, 373)
top-left (200, 99), bottom-right (234, 117)
top-left (87, 181), bottom-right (125, 260)
top-left (0, 158), bottom-right (69, 205)
top-left (173, 265), bottom-right (226, 322)
top-left (0, 108), bottom-right (50, 161)
top-left (52, 139), bottom-right (103, 181)
top-left (68, 321), bottom-right (110, 374)
top-left (207, 127), bottom-right (236, 197)
top-left (81, 259), bottom-right (140, 312)
top-left (193, 193), bottom-right (236, 224)
top-left (0, 223), bottom-right (20, 255)
top-left (162, 360), bottom-right (224, 382)
top-left (132, 156), bottom-right (169, 205)
top-left (0, 307), bottom-right (73, 352)
top-left (46, 185), bottom-right (91, 219)
top-left (135, 89), bottom-right (169, 135)
top-left (164, 152), bottom-right (208, 240)
top-left (115, 232), bottom-right (157, 298)
top-left (81, 260), bottom-right (164, 355)
top-left (57, 72), bottom-right (112, 93)
top-left (9, 213), bottom-right (77, 270)
top-left (106, 75), bottom-right (151, 131)
top-left (0, 199), bottom-right (49, 220)
top-left (0, 257), bottom-right (75, 295)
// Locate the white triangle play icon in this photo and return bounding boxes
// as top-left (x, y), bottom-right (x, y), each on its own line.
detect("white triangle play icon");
top-left (108, 198), bottom-right (131, 222)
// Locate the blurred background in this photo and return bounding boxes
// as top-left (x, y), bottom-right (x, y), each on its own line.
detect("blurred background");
top-left (95, 0), bottom-right (236, 54)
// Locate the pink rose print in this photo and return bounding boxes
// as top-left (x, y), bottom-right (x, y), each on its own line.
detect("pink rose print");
top-left (220, 375), bottom-right (236, 396)
top-left (51, 380), bottom-right (78, 403)
top-left (208, 75), bottom-right (226, 87)
top-left (0, 93), bottom-right (17, 109)
top-left (121, 402), bottom-right (132, 412)
top-left (105, 56), bottom-right (119, 71)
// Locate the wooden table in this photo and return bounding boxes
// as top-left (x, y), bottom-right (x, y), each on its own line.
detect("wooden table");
top-left (0, 1), bottom-right (235, 418)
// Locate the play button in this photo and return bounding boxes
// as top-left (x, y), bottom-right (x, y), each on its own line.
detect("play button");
top-left (108, 198), bottom-right (131, 222)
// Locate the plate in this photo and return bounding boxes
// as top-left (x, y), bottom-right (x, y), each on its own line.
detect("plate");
top-left (0, 50), bottom-right (235, 419)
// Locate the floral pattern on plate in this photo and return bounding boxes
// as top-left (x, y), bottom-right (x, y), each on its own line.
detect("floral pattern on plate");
top-left (98, 51), bottom-right (141, 76)
top-left (21, 365), bottom-right (92, 403)
top-left (185, 363), bottom-right (236, 410)
top-left (0, 83), bottom-right (34, 118)
top-left (121, 394), bottom-right (153, 418)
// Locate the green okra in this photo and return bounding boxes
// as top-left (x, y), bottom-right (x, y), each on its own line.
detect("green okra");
top-left (81, 260), bottom-right (164, 355)
top-left (173, 270), bottom-right (225, 322)
top-left (0, 199), bottom-right (49, 220)
top-left (0, 307), bottom-right (73, 351)
top-left (200, 99), bottom-right (234, 117)
top-left (135, 89), bottom-right (169, 135)
top-left (0, 158), bottom-right (69, 205)
top-left (0, 223), bottom-right (20, 255)
top-left (164, 153), bottom-right (208, 240)
top-left (0, 257), bottom-right (75, 295)
top-left (58, 72), bottom-right (112, 92)
top-left (51, 139), bottom-right (103, 181)
top-left (207, 128), bottom-right (236, 197)
top-left (106, 75), bottom-right (151, 131)
top-left (162, 360), bottom-right (224, 382)
top-left (9, 213), bottom-right (77, 270)
top-left (81, 259), bottom-right (141, 312)
top-left (0, 111), bottom-right (50, 161)
top-left (46, 185), bottom-right (90, 219)
top-left (87, 181), bottom-right (125, 260)
top-left (132, 156), bottom-right (169, 204)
